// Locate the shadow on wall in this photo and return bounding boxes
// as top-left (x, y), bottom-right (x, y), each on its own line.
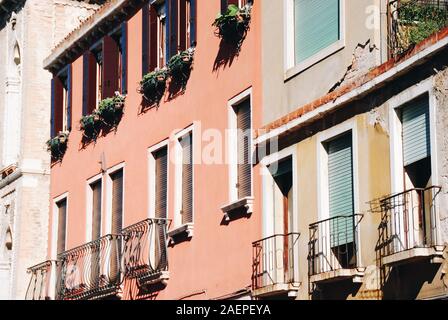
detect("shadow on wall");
top-left (311, 280), bottom-right (362, 300)
top-left (122, 278), bottom-right (163, 300)
top-left (382, 260), bottom-right (441, 300)
top-left (213, 40), bottom-right (242, 73)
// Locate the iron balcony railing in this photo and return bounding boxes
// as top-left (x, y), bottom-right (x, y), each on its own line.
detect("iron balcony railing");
top-left (122, 218), bottom-right (169, 286)
top-left (376, 186), bottom-right (441, 258)
top-left (388, 0), bottom-right (448, 57)
top-left (25, 260), bottom-right (58, 300)
top-left (308, 214), bottom-right (363, 277)
top-left (252, 233), bottom-right (300, 291)
top-left (57, 234), bottom-right (123, 300)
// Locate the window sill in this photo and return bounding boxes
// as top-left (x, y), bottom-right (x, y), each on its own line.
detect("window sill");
top-left (284, 40), bottom-right (345, 82)
top-left (220, 196), bottom-right (254, 221)
top-left (168, 223), bottom-right (194, 244)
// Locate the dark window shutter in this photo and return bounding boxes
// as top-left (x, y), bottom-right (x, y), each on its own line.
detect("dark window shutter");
top-left (179, 0), bottom-right (187, 51)
top-left (91, 180), bottom-right (102, 240)
top-left (102, 36), bottom-right (120, 98)
top-left (221, 0), bottom-right (228, 13)
top-left (82, 53), bottom-right (89, 116)
top-left (111, 170), bottom-right (124, 235)
top-left (237, 99), bottom-right (252, 199)
top-left (120, 22), bottom-right (128, 94)
top-left (155, 147), bottom-right (168, 219)
top-left (67, 65), bottom-right (72, 131)
top-left (88, 52), bottom-right (98, 113)
top-left (149, 5), bottom-right (159, 71)
top-left (167, 0), bottom-right (178, 58)
top-left (57, 199), bottom-right (67, 255)
top-left (181, 133), bottom-right (193, 224)
top-left (190, 0), bottom-right (197, 46)
top-left (53, 76), bottom-right (64, 135)
top-left (51, 78), bottom-right (55, 137)
top-left (142, 5), bottom-right (150, 75)
top-left (110, 170), bottom-right (123, 283)
top-left (228, 0), bottom-right (239, 6)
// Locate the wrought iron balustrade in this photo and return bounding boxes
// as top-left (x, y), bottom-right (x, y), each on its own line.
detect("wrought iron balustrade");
top-left (252, 233), bottom-right (300, 291)
top-left (122, 218), bottom-right (169, 286)
top-left (376, 186), bottom-right (441, 258)
top-left (25, 260), bottom-right (58, 300)
top-left (57, 234), bottom-right (123, 300)
top-left (388, 0), bottom-right (448, 57)
top-left (308, 214), bottom-right (363, 277)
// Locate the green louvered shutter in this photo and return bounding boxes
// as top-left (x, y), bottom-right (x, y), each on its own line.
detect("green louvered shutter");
top-left (294, 0), bottom-right (340, 64)
top-left (327, 133), bottom-right (354, 247)
top-left (401, 96), bottom-right (431, 166)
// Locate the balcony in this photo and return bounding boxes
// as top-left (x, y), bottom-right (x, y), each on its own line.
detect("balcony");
top-left (388, 0), bottom-right (448, 57)
top-left (25, 260), bottom-right (58, 300)
top-left (122, 218), bottom-right (170, 289)
top-left (308, 214), bottom-right (365, 284)
top-left (252, 233), bottom-right (301, 299)
top-left (56, 234), bottom-right (123, 300)
top-left (376, 186), bottom-right (444, 266)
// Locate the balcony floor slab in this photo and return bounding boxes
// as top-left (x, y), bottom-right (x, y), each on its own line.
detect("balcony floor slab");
top-left (382, 246), bottom-right (445, 266)
top-left (310, 268), bottom-right (365, 284)
top-left (252, 282), bottom-right (301, 299)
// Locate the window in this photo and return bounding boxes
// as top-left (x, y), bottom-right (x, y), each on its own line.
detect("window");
top-left (152, 146), bottom-right (168, 220)
top-left (110, 169), bottom-right (124, 235)
top-left (83, 24), bottom-right (127, 115)
top-left (221, 0), bottom-right (250, 12)
top-left (51, 66), bottom-right (72, 136)
top-left (286, 0), bottom-right (344, 75)
top-left (89, 179), bottom-right (102, 241)
top-left (173, 128), bottom-right (194, 231)
top-left (235, 98), bottom-right (252, 199)
top-left (56, 198), bottom-right (67, 255)
top-left (142, 0), bottom-right (196, 74)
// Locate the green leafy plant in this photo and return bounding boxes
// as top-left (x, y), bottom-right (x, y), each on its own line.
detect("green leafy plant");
top-left (393, 1), bottom-right (448, 55)
top-left (139, 68), bottom-right (168, 106)
top-left (46, 131), bottom-right (69, 162)
top-left (212, 4), bottom-right (252, 46)
top-left (80, 113), bottom-right (101, 141)
top-left (167, 47), bottom-right (195, 90)
top-left (97, 92), bottom-right (126, 128)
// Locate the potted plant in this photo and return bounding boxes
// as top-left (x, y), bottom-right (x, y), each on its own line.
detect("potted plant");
top-left (212, 3), bottom-right (252, 45)
top-left (46, 131), bottom-right (69, 162)
top-left (80, 112), bottom-right (101, 141)
top-left (97, 92), bottom-right (126, 128)
top-left (167, 47), bottom-right (195, 89)
top-left (139, 68), bottom-right (168, 106)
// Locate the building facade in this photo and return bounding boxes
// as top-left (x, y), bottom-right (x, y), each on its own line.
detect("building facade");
top-left (0, 0), bottom-right (100, 300)
top-left (24, 0), bottom-right (448, 300)
top-left (27, 0), bottom-right (263, 300)
top-left (254, 0), bottom-right (448, 300)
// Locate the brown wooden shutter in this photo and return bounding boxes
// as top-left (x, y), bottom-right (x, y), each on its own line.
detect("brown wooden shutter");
top-left (91, 180), bottom-right (102, 240)
top-left (155, 147), bottom-right (168, 219)
top-left (179, 0), bottom-right (187, 51)
top-left (149, 5), bottom-right (159, 71)
top-left (87, 52), bottom-right (98, 113)
top-left (237, 99), bottom-right (252, 199)
top-left (102, 36), bottom-right (120, 98)
top-left (57, 199), bottom-right (67, 255)
top-left (53, 76), bottom-right (64, 134)
top-left (111, 170), bottom-right (123, 235)
top-left (181, 133), bottom-right (193, 224)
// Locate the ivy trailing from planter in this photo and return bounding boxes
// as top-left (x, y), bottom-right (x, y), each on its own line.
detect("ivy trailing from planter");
top-left (167, 47), bottom-right (195, 91)
top-left (212, 4), bottom-right (252, 49)
top-left (139, 68), bottom-right (168, 106)
top-left (46, 131), bottom-right (69, 162)
top-left (79, 92), bottom-right (126, 143)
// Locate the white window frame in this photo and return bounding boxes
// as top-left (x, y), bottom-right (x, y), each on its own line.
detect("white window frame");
top-left (259, 145), bottom-right (300, 286)
top-left (105, 162), bottom-right (126, 235)
top-left (51, 192), bottom-right (69, 259)
top-left (316, 119), bottom-right (362, 267)
top-left (172, 124), bottom-right (195, 231)
top-left (226, 87), bottom-right (254, 203)
top-left (284, 0), bottom-right (346, 80)
top-left (148, 139), bottom-right (170, 220)
top-left (85, 173), bottom-right (104, 242)
top-left (387, 77), bottom-right (440, 244)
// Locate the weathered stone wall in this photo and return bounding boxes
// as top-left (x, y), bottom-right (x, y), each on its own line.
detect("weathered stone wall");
top-left (0, 0), bottom-right (98, 300)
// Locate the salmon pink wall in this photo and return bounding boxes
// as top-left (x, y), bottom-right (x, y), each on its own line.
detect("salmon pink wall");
top-left (48, 0), bottom-right (262, 300)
